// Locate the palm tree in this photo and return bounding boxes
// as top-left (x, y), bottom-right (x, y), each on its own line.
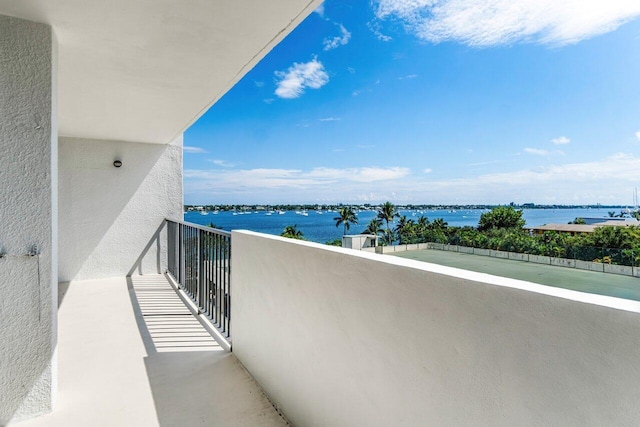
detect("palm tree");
top-left (363, 218), bottom-right (383, 236)
top-left (334, 207), bottom-right (358, 235)
top-left (281, 225), bottom-right (304, 240)
top-left (377, 201), bottom-right (399, 244)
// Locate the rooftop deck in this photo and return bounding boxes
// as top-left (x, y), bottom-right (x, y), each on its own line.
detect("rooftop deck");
top-left (19, 275), bottom-right (286, 427)
top-left (393, 249), bottom-right (640, 301)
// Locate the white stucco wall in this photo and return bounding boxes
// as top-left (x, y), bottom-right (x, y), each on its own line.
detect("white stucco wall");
top-left (232, 231), bottom-right (640, 426)
top-left (0, 15), bottom-right (58, 424)
top-left (58, 136), bottom-right (182, 282)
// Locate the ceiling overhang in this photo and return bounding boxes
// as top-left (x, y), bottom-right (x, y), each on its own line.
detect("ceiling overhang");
top-left (0, 0), bottom-right (322, 143)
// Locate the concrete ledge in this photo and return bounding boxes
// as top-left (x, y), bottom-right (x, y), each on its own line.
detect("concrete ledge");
top-left (508, 252), bottom-right (528, 262)
top-left (529, 255), bottom-right (551, 265)
top-left (575, 260), bottom-right (605, 273)
top-left (604, 264), bottom-right (633, 277)
top-left (458, 246), bottom-right (474, 254)
top-left (490, 250), bottom-right (509, 259)
top-left (474, 248), bottom-right (490, 257)
top-left (551, 257), bottom-right (576, 268)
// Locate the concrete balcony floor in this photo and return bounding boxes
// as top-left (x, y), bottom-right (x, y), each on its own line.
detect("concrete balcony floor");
top-left (20, 275), bottom-right (287, 427)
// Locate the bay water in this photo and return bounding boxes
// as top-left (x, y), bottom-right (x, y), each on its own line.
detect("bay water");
top-left (184, 208), bottom-right (617, 244)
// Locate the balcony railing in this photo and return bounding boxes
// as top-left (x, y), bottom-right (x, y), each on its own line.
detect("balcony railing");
top-left (167, 220), bottom-right (231, 338)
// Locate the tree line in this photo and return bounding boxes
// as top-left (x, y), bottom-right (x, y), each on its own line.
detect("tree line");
top-left (280, 203), bottom-right (640, 266)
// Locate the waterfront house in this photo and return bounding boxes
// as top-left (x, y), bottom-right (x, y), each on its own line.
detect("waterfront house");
top-left (2, 2), bottom-right (640, 425)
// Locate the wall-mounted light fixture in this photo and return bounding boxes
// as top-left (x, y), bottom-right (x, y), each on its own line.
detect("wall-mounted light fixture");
top-left (113, 160), bottom-right (122, 168)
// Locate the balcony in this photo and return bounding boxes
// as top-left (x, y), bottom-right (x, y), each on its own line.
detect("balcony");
top-left (17, 221), bottom-right (640, 426)
top-left (18, 273), bottom-right (286, 427)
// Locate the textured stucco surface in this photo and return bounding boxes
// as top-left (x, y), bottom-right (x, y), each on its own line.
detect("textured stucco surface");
top-left (232, 231), bottom-right (640, 426)
top-left (58, 136), bottom-right (182, 282)
top-left (0, 15), bottom-right (57, 425)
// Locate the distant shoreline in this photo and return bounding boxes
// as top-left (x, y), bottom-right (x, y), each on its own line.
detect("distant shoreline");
top-left (185, 204), bottom-right (634, 211)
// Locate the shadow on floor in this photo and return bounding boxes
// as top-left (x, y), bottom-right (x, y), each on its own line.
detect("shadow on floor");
top-left (144, 351), bottom-right (288, 426)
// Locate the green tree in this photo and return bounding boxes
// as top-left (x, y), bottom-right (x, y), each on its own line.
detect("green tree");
top-left (569, 217), bottom-right (586, 224)
top-left (334, 207), bottom-right (358, 235)
top-left (325, 238), bottom-right (342, 246)
top-left (363, 218), bottom-right (383, 236)
top-left (377, 201), bottom-right (399, 244)
top-left (281, 225), bottom-right (304, 240)
top-left (478, 206), bottom-right (525, 231)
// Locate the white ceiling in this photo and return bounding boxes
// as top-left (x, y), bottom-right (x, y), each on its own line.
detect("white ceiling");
top-left (0, 0), bottom-right (321, 144)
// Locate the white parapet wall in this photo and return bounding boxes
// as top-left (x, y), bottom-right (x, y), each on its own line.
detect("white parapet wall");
top-left (58, 136), bottom-right (183, 282)
top-left (232, 230), bottom-right (640, 426)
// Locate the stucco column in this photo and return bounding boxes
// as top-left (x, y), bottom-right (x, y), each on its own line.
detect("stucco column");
top-left (0, 14), bottom-right (58, 424)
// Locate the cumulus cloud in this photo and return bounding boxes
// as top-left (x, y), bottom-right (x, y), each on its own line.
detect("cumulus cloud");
top-left (275, 58), bottom-right (329, 99)
top-left (373, 0), bottom-right (640, 46)
top-left (635, 131), bottom-right (640, 141)
top-left (323, 24), bottom-right (352, 51)
top-left (183, 146), bottom-right (207, 154)
top-left (552, 136), bottom-right (571, 145)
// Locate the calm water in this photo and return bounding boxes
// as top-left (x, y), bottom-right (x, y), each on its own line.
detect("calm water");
top-left (184, 208), bottom-right (616, 244)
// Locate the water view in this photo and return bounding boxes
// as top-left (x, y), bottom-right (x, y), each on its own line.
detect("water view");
top-left (185, 207), bottom-right (617, 244)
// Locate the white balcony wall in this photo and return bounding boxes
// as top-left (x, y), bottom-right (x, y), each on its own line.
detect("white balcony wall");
top-left (0, 15), bottom-right (58, 424)
top-left (232, 231), bottom-right (640, 426)
top-left (58, 136), bottom-right (182, 282)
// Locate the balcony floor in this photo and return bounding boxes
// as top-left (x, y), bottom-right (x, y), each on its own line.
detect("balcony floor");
top-left (20, 274), bottom-right (287, 427)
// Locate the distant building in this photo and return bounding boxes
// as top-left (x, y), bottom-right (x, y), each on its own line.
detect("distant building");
top-left (342, 234), bottom-right (378, 250)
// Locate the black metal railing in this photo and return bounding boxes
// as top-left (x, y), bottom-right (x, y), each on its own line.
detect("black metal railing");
top-left (167, 220), bottom-right (231, 338)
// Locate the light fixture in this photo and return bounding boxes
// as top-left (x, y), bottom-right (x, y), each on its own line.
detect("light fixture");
top-left (113, 160), bottom-right (122, 168)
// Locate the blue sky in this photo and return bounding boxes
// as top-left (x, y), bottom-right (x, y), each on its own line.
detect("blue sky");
top-left (184, 0), bottom-right (640, 205)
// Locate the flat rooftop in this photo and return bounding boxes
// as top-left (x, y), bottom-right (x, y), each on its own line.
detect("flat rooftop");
top-left (392, 249), bottom-right (640, 302)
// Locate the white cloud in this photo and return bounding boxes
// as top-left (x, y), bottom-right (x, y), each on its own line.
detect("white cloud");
top-left (423, 168), bottom-right (432, 173)
top-left (314, 4), bottom-right (324, 17)
top-left (374, 0), bottom-right (640, 46)
top-left (635, 131), bottom-right (640, 141)
top-left (210, 159), bottom-right (238, 168)
top-left (263, 98), bottom-right (274, 104)
top-left (254, 81), bottom-right (264, 88)
top-left (525, 147), bottom-right (566, 156)
top-left (552, 136), bottom-right (571, 145)
top-left (352, 90), bottom-right (361, 96)
top-left (323, 24), bottom-right (352, 51)
top-left (185, 154), bottom-right (640, 204)
top-left (399, 74), bottom-right (418, 80)
top-left (367, 20), bottom-right (393, 41)
top-left (524, 147), bottom-right (549, 156)
top-left (357, 144), bottom-right (376, 149)
top-left (274, 58), bottom-right (329, 99)
top-left (319, 117), bottom-right (341, 122)
top-left (184, 166), bottom-right (410, 192)
top-left (183, 146), bottom-right (207, 154)
top-left (347, 67), bottom-right (356, 74)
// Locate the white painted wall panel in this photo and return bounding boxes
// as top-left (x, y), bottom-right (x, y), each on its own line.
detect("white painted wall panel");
top-left (58, 136), bottom-right (182, 282)
top-left (232, 231), bottom-right (640, 426)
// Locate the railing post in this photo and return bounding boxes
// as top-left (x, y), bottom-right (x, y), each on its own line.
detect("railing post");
top-left (197, 229), bottom-right (202, 311)
top-left (179, 223), bottom-right (184, 287)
